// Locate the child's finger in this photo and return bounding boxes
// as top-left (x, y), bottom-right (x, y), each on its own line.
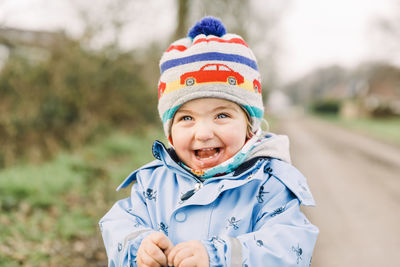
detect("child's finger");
top-left (166, 244), bottom-right (179, 266)
top-left (138, 235), bottom-right (169, 266)
top-left (168, 240), bottom-right (209, 267)
top-left (137, 248), bottom-right (162, 267)
top-left (177, 256), bottom-right (198, 267)
top-left (144, 242), bottom-right (168, 266)
top-left (167, 243), bottom-right (191, 266)
top-left (150, 232), bottom-right (174, 253)
top-left (171, 247), bottom-right (194, 267)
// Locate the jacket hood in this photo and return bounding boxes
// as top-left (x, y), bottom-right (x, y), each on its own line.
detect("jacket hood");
top-left (249, 133), bottom-right (291, 164)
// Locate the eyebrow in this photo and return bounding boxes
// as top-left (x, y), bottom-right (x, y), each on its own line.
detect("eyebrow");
top-left (176, 104), bottom-right (240, 114)
top-left (213, 105), bottom-right (239, 112)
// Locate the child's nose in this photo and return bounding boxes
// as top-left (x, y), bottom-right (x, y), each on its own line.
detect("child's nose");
top-left (194, 121), bottom-right (214, 141)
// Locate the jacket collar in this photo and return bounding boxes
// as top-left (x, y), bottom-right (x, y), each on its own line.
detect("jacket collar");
top-left (117, 141), bottom-right (315, 207)
top-left (117, 140), bottom-right (264, 191)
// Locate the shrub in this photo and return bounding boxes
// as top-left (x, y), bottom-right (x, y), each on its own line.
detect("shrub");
top-left (0, 39), bottom-right (159, 167)
top-left (310, 99), bottom-right (341, 114)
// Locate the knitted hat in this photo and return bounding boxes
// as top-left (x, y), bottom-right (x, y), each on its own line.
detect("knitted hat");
top-left (158, 16), bottom-right (264, 137)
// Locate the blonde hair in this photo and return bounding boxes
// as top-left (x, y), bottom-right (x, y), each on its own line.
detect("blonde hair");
top-left (245, 113), bottom-right (254, 139)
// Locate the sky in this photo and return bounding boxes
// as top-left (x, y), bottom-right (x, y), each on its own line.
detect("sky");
top-left (0, 0), bottom-right (397, 83)
top-left (279, 0), bottom-right (397, 81)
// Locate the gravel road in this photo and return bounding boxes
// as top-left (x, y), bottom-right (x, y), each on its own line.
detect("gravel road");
top-left (277, 115), bottom-right (400, 267)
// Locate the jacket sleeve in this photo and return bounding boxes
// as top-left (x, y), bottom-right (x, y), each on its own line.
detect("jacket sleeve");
top-left (99, 173), bottom-right (156, 267)
top-left (201, 177), bottom-right (319, 267)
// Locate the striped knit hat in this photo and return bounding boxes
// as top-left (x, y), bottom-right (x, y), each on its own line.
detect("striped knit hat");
top-left (158, 16), bottom-right (264, 137)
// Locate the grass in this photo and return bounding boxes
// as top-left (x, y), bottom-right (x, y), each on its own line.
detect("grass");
top-left (315, 114), bottom-right (400, 146)
top-left (0, 127), bottom-right (165, 266)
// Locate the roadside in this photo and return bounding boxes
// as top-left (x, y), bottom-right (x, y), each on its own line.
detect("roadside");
top-left (276, 114), bottom-right (400, 267)
top-left (314, 115), bottom-right (400, 147)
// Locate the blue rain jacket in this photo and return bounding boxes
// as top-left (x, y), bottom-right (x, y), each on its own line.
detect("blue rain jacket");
top-left (100, 140), bottom-right (318, 266)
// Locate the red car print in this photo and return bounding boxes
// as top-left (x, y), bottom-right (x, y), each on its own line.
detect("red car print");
top-left (158, 81), bottom-right (166, 98)
top-left (180, 64), bottom-right (244, 86)
top-left (253, 79), bottom-right (262, 93)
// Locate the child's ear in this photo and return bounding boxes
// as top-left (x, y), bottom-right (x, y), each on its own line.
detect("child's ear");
top-left (168, 136), bottom-right (174, 147)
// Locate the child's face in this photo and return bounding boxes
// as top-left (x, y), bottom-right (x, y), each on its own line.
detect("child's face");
top-left (171, 98), bottom-right (248, 171)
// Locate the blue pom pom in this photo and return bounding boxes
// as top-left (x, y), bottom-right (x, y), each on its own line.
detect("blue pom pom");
top-left (187, 16), bottom-right (226, 39)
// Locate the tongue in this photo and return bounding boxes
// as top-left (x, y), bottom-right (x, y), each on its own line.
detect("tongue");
top-left (197, 148), bottom-right (218, 159)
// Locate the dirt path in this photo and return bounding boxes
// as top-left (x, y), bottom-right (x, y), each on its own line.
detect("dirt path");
top-left (277, 114), bottom-right (400, 267)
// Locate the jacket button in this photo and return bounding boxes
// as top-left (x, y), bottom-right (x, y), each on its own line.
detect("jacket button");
top-left (175, 212), bottom-right (186, 222)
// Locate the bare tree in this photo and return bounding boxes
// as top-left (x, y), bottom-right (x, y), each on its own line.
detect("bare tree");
top-left (70, 0), bottom-right (135, 49)
top-left (185, 0), bottom-right (251, 39)
top-left (371, 1), bottom-right (400, 63)
top-left (174, 0), bottom-right (189, 40)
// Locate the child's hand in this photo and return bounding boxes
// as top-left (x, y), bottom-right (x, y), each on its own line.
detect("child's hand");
top-left (167, 240), bottom-right (209, 267)
top-left (137, 232), bottom-right (174, 267)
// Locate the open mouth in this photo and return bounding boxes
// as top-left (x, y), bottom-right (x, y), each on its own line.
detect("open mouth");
top-left (194, 147), bottom-right (220, 160)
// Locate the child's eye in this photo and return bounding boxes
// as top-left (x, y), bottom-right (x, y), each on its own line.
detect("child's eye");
top-left (216, 113), bottom-right (229, 119)
top-left (180, 115), bottom-right (193, 121)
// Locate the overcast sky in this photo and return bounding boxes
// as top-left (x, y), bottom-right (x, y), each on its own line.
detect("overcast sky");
top-left (0, 0), bottom-right (397, 82)
top-left (279, 0), bottom-right (396, 81)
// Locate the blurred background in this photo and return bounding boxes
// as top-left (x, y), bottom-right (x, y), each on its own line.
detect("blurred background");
top-left (0, 0), bottom-right (399, 266)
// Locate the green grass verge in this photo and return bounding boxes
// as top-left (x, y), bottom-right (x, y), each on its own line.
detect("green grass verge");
top-left (315, 114), bottom-right (400, 146)
top-left (0, 127), bottom-right (165, 266)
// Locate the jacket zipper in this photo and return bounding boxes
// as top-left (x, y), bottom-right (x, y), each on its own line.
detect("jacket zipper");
top-left (180, 181), bottom-right (203, 201)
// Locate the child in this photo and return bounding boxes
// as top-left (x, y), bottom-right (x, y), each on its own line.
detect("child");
top-left (100, 16), bottom-right (318, 267)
